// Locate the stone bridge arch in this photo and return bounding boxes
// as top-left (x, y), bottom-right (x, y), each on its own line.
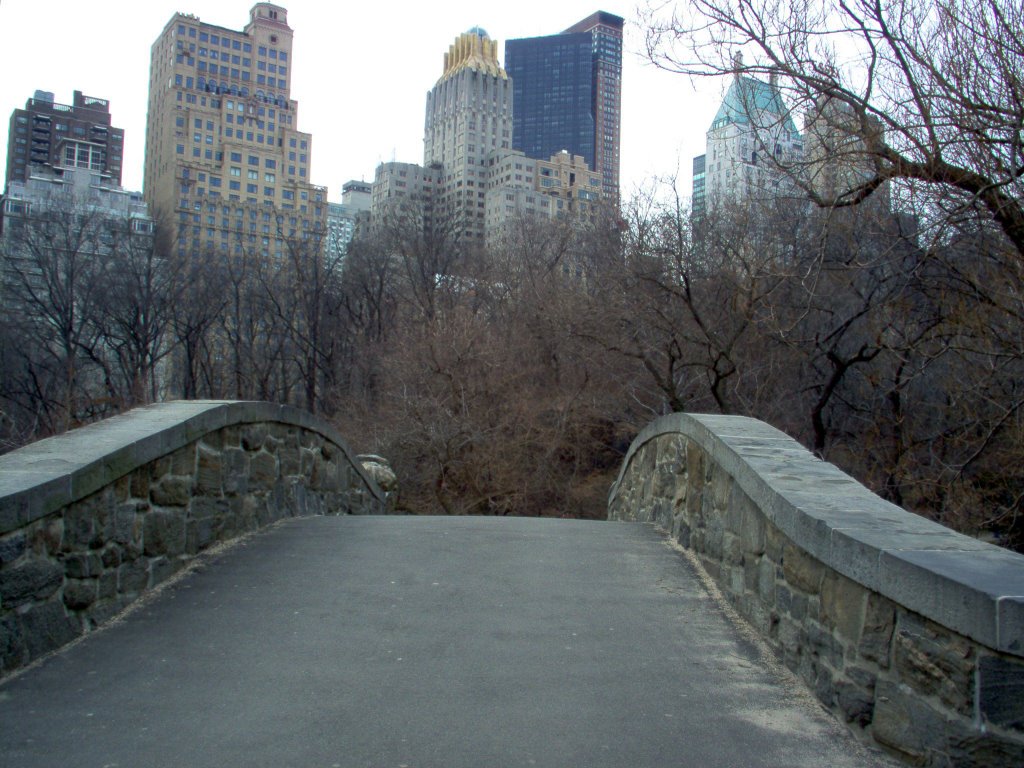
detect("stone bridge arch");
top-left (0, 400), bottom-right (387, 676)
top-left (609, 412), bottom-right (1024, 765)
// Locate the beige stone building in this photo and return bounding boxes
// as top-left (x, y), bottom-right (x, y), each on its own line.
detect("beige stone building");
top-left (484, 149), bottom-right (603, 250)
top-left (144, 3), bottom-right (325, 261)
top-left (423, 28), bottom-right (513, 249)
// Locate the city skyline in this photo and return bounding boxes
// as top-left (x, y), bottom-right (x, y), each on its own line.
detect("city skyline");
top-left (0, 1), bottom-right (721, 201)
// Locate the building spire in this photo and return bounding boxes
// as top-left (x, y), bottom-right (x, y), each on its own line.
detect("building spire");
top-left (440, 28), bottom-right (507, 81)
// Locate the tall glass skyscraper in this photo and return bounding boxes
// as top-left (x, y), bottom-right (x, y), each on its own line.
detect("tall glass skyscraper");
top-left (505, 11), bottom-right (623, 204)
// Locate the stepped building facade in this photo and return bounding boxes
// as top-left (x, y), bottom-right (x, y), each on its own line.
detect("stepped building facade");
top-left (144, 3), bottom-right (325, 260)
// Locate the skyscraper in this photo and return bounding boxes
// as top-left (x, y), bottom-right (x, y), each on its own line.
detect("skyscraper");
top-left (5, 90), bottom-right (124, 189)
top-left (424, 27), bottom-right (513, 247)
top-left (144, 3), bottom-right (325, 260)
top-left (505, 11), bottom-right (623, 204)
top-left (692, 67), bottom-right (803, 216)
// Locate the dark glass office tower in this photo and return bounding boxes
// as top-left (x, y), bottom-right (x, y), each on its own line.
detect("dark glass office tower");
top-left (505, 11), bottom-right (623, 203)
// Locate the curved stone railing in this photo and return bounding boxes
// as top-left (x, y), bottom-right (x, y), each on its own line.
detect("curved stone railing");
top-left (608, 413), bottom-right (1024, 766)
top-left (0, 400), bottom-right (387, 677)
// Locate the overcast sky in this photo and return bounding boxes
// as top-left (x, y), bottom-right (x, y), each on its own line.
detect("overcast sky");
top-left (0, 0), bottom-right (723, 201)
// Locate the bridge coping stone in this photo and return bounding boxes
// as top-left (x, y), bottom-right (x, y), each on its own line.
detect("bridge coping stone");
top-left (610, 412), bottom-right (1024, 657)
top-left (0, 400), bottom-right (385, 536)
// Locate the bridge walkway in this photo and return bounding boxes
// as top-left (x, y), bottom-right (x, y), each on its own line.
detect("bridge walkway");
top-left (0, 516), bottom-right (895, 767)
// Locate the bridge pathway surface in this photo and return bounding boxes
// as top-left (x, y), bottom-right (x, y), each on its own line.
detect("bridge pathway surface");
top-left (0, 516), bottom-right (895, 767)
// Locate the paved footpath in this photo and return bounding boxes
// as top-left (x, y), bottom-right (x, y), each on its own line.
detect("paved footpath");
top-left (0, 516), bottom-right (897, 768)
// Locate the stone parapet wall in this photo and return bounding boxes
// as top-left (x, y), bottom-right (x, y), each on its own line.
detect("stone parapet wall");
top-left (608, 413), bottom-right (1024, 767)
top-left (0, 401), bottom-right (386, 677)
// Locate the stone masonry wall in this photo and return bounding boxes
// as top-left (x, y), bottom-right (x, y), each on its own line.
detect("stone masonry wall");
top-left (0, 401), bottom-right (387, 678)
top-left (608, 414), bottom-right (1024, 767)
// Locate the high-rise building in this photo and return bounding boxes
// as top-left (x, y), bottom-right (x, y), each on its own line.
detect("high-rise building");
top-left (423, 27), bottom-right (513, 248)
top-left (692, 66), bottom-right (803, 216)
top-left (144, 3), bottom-right (325, 261)
top-left (1, 166), bottom-right (153, 312)
top-left (483, 149), bottom-right (603, 249)
top-left (505, 11), bottom-right (623, 204)
top-left (325, 180), bottom-right (372, 262)
top-left (5, 91), bottom-right (125, 189)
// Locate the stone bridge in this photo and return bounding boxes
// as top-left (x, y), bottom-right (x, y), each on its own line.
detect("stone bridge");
top-left (0, 402), bottom-right (1021, 767)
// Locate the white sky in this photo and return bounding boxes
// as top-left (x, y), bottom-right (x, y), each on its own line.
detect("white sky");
top-left (0, 0), bottom-right (722, 202)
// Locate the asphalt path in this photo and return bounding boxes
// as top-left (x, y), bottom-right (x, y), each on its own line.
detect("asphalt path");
top-left (0, 516), bottom-right (896, 767)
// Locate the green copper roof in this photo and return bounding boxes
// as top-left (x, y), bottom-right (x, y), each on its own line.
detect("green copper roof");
top-left (710, 74), bottom-right (800, 136)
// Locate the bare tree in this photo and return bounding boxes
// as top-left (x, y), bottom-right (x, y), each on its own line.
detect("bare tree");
top-left (88, 216), bottom-right (178, 407)
top-left (0, 197), bottom-right (109, 432)
top-left (642, 0), bottom-right (1024, 255)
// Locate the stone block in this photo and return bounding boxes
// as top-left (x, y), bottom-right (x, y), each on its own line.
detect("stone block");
top-left (947, 733), bottom-right (1024, 768)
top-left (860, 593), bottom-right (895, 669)
top-left (723, 531), bottom-right (743, 566)
top-left (0, 493), bottom-right (28, 537)
top-left (739, 498), bottom-right (765, 557)
top-left (686, 442), bottom-right (704, 495)
top-left (222, 424), bottom-right (242, 446)
top-left (97, 570), bottom-right (118, 600)
top-left (893, 612), bottom-right (975, 716)
top-left (87, 597), bottom-right (131, 627)
top-left (242, 424), bottom-right (267, 452)
top-left (300, 447), bottom-right (316, 477)
top-left (250, 451), bottom-right (278, 490)
top-left (223, 448), bottom-right (249, 496)
top-left (149, 455), bottom-right (171, 482)
top-left (757, 556), bottom-right (775, 605)
top-left (195, 444), bottom-right (224, 496)
top-left (714, 467), bottom-right (733, 519)
top-left (874, 679), bottom-right (1024, 767)
top-left (63, 578), bottom-right (98, 610)
top-left (169, 445), bottom-right (195, 476)
top-left (107, 503), bottom-right (140, 546)
top-left (0, 560), bottom-right (64, 606)
top-left (777, 584), bottom-right (793, 616)
top-left (150, 476), bottom-right (192, 508)
top-left (130, 466), bottom-right (150, 500)
top-left (320, 441), bottom-right (336, 461)
top-left (186, 516), bottom-right (218, 554)
top-left (728, 563), bottom-right (745, 596)
top-left (979, 655), bottom-right (1024, 732)
top-left (820, 570), bottom-right (866, 643)
top-left (143, 510), bottom-right (186, 557)
top-left (1, 614), bottom-right (27, 672)
top-left (806, 620), bottom-right (843, 668)
top-left (149, 556), bottom-right (178, 587)
top-left (1000, 595), bottom-right (1024, 655)
top-left (62, 552), bottom-right (102, 579)
top-left (0, 532), bottom-right (27, 565)
top-left (814, 661), bottom-right (835, 706)
top-left (21, 600), bottom-right (81, 658)
top-left (118, 560), bottom-right (148, 594)
top-left (200, 430), bottom-right (224, 451)
top-left (32, 518), bottom-right (63, 556)
top-left (704, 513), bottom-right (725, 560)
top-left (100, 546), bottom-right (121, 569)
top-left (63, 504), bottom-right (98, 549)
top-left (835, 678), bottom-right (874, 725)
top-left (782, 543), bottom-right (825, 594)
top-left (113, 474), bottom-right (131, 503)
top-left (764, 523), bottom-right (785, 562)
top-left (674, 515), bottom-right (691, 548)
